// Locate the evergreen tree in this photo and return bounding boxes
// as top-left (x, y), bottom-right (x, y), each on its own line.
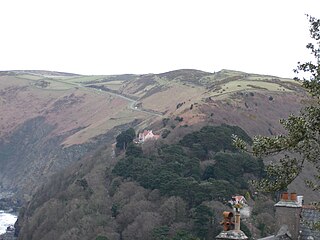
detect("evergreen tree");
top-left (116, 128), bottom-right (136, 150)
top-left (233, 15), bottom-right (320, 209)
top-left (193, 205), bottom-right (214, 240)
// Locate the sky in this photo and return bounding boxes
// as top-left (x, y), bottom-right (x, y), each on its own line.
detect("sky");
top-left (0, 0), bottom-right (319, 78)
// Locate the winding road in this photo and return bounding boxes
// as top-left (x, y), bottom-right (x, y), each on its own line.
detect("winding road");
top-left (28, 75), bottom-right (164, 117)
top-left (83, 84), bottom-right (164, 117)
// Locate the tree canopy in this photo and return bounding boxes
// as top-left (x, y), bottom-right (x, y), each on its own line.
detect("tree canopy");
top-left (113, 125), bottom-right (263, 208)
top-left (116, 128), bottom-right (136, 150)
top-left (113, 124), bottom-right (262, 239)
top-left (233, 15), bottom-right (320, 195)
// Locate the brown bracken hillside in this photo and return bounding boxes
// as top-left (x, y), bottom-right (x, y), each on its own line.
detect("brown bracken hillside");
top-left (1, 69), bottom-right (318, 240)
top-left (0, 69), bottom-right (309, 201)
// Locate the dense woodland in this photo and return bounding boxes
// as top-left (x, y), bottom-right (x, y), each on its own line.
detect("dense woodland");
top-left (110, 125), bottom-right (266, 240)
top-left (15, 122), bottom-right (277, 240)
top-left (9, 105), bottom-right (289, 240)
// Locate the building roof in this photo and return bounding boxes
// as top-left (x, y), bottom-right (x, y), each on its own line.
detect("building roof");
top-left (257, 225), bottom-right (292, 239)
top-left (215, 230), bottom-right (248, 240)
top-left (274, 199), bottom-right (302, 208)
top-left (257, 236), bottom-right (276, 240)
top-left (258, 205), bottom-right (320, 240)
top-left (300, 206), bottom-right (320, 240)
top-left (232, 196), bottom-right (246, 202)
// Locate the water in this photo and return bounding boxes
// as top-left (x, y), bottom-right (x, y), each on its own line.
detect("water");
top-left (0, 210), bottom-right (17, 234)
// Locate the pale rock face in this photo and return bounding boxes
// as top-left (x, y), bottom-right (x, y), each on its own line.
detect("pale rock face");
top-left (0, 211), bottom-right (17, 234)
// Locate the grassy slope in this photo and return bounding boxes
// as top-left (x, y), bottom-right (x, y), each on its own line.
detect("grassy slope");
top-left (103, 69), bottom-right (318, 201)
top-left (0, 69), bottom-right (306, 149)
top-left (0, 72), bottom-right (151, 146)
top-left (6, 69), bottom-right (319, 240)
top-left (0, 69), bottom-right (307, 159)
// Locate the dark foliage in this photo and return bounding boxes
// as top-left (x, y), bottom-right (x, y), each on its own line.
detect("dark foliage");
top-left (240, 223), bottom-right (252, 239)
top-left (206, 153), bottom-right (265, 189)
top-left (162, 118), bottom-right (170, 127)
top-left (180, 124), bottom-right (252, 160)
top-left (113, 125), bottom-right (263, 205)
top-left (116, 128), bottom-right (136, 150)
top-left (192, 204), bottom-right (213, 239)
top-left (161, 129), bottom-right (171, 138)
top-left (125, 143), bottom-right (143, 157)
top-left (112, 124), bottom-right (264, 239)
top-left (174, 116), bottom-right (184, 122)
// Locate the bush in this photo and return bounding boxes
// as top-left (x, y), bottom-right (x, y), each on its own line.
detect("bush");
top-left (162, 118), bottom-right (170, 127)
top-left (176, 102), bottom-right (184, 109)
top-left (180, 124), bottom-right (252, 158)
top-left (161, 129), bottom-right (171, 138)
top-left (126, 143), bottom-right (143, 157)
top-left (174, 116), bottom-right (184, 122)
top-left (116, 128), bottom-right (136, 150)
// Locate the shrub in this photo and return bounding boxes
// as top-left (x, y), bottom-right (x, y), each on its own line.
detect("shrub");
top-left (162, 118), bottom-right (170, 127)
top-left (161, 129), bottom-right (171, 138)
top-left (174, 116), bottom-right (183, 122)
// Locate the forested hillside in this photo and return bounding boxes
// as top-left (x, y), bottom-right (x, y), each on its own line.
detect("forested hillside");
top-left (0, 69), bottom-right (307, 203)
top-left (0, 68), bottom-right (315, 240)
top-left (16, 125), bottom-right (269, 240)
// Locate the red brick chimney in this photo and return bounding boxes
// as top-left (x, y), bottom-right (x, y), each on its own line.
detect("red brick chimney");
top-left (282, 192), bottom-right (289, 201)
top-left (274, 192), bottom-right (302, 239)
top-left (290, 192), bottom-right (297, 201)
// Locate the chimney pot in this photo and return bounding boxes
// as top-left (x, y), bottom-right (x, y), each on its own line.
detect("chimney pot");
top-left (282, 192), bottom-right (289, 201)
top-left (223, 211), bottom-right (233, 219)
top-left (290, 192), bottom-right (297, 201)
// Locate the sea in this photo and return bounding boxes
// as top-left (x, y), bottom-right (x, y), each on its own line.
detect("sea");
top-left (0, 210), bottom-right (17, 234)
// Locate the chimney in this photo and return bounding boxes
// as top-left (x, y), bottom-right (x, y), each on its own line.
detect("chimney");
top-left (234, 211), bottom-right (241, 231)
top-left (274, 192), bottom-right (302, 239)
top-left (290, 192), bottom-right (297, 201)
top-left (222, 211), bottom-right (234, 231)
top-left (215, 210), bottom-right (248, 240)
top-left (297, 195), bottom-right (304, 205)
top-left (281, 192), bottom-right (289, 201)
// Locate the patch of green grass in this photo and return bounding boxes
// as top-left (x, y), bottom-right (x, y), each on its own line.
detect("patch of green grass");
top-left (67, 75), bottom-right (108, 83)
top-left (220, 80), bottom-right (292, 93)
top-left (16, 74), bottom-right (43, 80)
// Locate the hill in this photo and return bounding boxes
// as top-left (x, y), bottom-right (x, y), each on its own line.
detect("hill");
top-left (0, 69), bottom-right (316, 239)
top-left (16, 125), bottom-right (263, 240)
top-left (0, 69), bottom-right (309, 200)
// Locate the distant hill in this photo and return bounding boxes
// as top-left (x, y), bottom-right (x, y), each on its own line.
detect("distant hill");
top-left (16, 125), bottom-right (264, 240)
top-left (0, 69), bottom-right (319, 239)
top-left (0, 69), bottom-right (318, 239)
top-left (0, 69), bottom-right (309, 201)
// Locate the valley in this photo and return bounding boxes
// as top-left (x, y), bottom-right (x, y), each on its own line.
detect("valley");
top-left (0, 69), bottom-right (317, 239)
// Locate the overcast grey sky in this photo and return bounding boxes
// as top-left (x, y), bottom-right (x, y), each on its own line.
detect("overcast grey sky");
top-left (0, 0), bottom-right (319, 77)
